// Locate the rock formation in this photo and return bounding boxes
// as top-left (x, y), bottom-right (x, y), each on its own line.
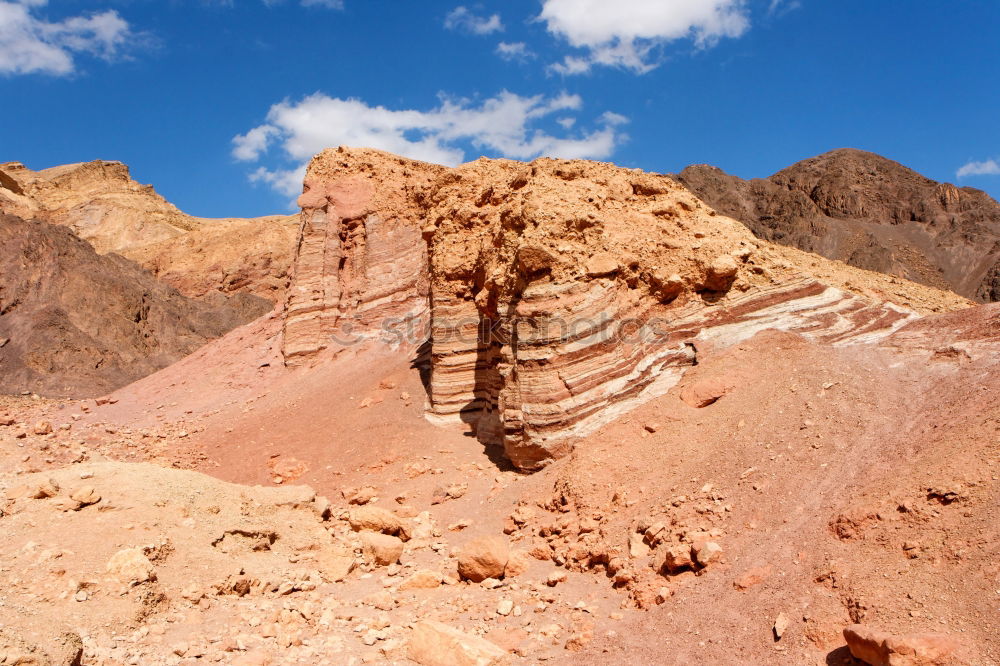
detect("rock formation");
top-left (0, 159), bottom-right (198, 254)
top-left (281, 150), bottom-right (443, 362)
top-left (282, 148), bottom-right (969, 470)
top-left (0, 160), bottom-right (298, 302)
top-left (0, 213), bottom-right (270, 398)
top-left (675, 148), bottom-right (1000, 302)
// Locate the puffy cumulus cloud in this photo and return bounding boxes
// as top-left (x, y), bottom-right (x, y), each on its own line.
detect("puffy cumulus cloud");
top-left (0, 0), bottom-right (133, 76)
top-left (444, 6), bottom-right (503, 35)
top-left (233, 91), bottom-right (628, 197)
top-left (539, 0), bottom-right (749, 74)
top-left (957, 159), bottom-right (1000, 179)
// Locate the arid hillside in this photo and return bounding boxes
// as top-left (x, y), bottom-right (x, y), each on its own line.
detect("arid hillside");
top-left (0, 160), bottom-right (298, 302)
top-left (0, 213), bottom-right (270, 398)
top-left (676, 149), bottom-right (1000, 302)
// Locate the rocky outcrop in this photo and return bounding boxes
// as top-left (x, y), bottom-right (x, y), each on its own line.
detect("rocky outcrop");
top-left (0, 213), bottom-right (270, 398)
top-left (843, 624), bottom-right (969, 666)
top-left (124, 214), bottom-right (299, 302)
top-left (281, 149), bottom-right (444, 362)
top-left (0, 160), bottom-right (197, 254)
top-left (675, 148), bottom-right (1000, 302)
top-left (0, 160), bottom-right (298, 302)
top-left (282, 148), bottom-right (970, 470)
top-left (408, 621), bottom-right (507, 666)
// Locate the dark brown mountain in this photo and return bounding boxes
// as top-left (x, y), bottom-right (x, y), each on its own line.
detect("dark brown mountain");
top-left (675, 148), bottom-right (1000, 301)
top-left (0, 213), bottom-right (271, 398)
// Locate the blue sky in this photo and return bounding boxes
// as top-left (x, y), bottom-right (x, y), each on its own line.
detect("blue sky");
top-left (1, 0), bottom-right (998, 217)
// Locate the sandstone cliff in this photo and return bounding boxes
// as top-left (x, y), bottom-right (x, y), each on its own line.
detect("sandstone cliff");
top-left (675, 148), bottom-right (1000, 302)
top-left (124, 214), bottom-right (299, 303)
top-left (0, 213), bottom-right (270, 398)
top-left (0, 160), bottom-right (298, 302)
top-left (281, 147), bottom-right (969, 470)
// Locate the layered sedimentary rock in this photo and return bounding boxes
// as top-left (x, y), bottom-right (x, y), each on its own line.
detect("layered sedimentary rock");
top-left (675, 148), bottom-right (1000, 302)
top-left (0, 160), bottom-right (298, 301)
top-left (283, 148), bottom-right (970, 469)
top-left (281, 149), bottom-right (444, 362)
top-left (419, 158), bottom-right (962, 469)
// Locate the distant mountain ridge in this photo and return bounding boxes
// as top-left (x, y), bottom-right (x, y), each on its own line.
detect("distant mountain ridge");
top-left (0, 159), bottom-right (298, 302)
top-left (0, 213), bottom-right (271, 398)
top-left (675, 148), bottom-right (1000, 302)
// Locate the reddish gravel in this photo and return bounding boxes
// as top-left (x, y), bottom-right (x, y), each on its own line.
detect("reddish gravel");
top-left (2, 303), bottom-right (997, 664)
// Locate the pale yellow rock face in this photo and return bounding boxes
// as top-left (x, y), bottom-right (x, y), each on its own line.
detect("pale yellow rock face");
top-left (123, 214), bottom-right (298, 302)
top-left (1, 160), bottom-right (197, 253)
top-left (0, 160), bottom-right (297, 302)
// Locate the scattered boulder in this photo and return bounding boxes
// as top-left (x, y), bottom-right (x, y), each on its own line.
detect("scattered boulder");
top-left (399, 570), bottom-right (442, 591)
top-left (457, 536), bottom-right (510, 583)
top-left (843, 624), bottom-right (967, 666)
top-left (315, 544), bottom-right (356, 582)
top-left (342, 485), bottom-right (378, 505)
top-left (361, 590), bottom-right (395, 611)
top-left (28, 479), bottom-right (60, 499)
top-left (0, 628), bottom-right (83, 666)
top-left (359, 532), bottom-right (404, 566)
top-left (32, 421), bottom-right (53, 435)
top-left (53, 497), bottom-right (83, 512)
top-left (408, 621), bottom-right (507, 666)
top-left (773, 613), bottom-right (789, 641)
top-left (703, 254), bottom-right (739, 291)
top-left (585, 253), bottom-right (619, 277)
top-left (546, 570), bottom-right (568, 587)
top-left (348, 506), bottom-right (410, 540)
top-left (106, 548), bottom-right (156, 585)
top-left (503, 550), bottom-right (532, 577)
top-left (661, 544), bottom-right (694, 574)
top-left (693, 541), bottom-right (723, 568)
top-left (629, 532), bottom-right (650, 558)
top-left (680, 375), bottom-right (736, 408)
top-left (69, 486), bottom-right (101, 508)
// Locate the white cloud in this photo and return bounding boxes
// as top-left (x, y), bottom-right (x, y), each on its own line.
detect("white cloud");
top-left (768, 0), bottom-right (800, 15)
top-left (299, 0), bottom-right (343, 7)
top-left (234, 91), bottom-right (628, 197)
top-left (232, 125), bottom-right (280, 162)
top-left (957, 159), bottom-right (1000, 179)
top-left (0, 0), bottom-right (133, 76)
top-left (496, 41), bottom-right (534, 62)
top-left (539, 0), bottom-right (750, 74)
top-left (445, 6), bottom-right (503, 35)
top-left (234, 0), bottom-right (345, 8)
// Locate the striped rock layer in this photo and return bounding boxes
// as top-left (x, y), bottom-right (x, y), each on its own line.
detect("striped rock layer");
top-left (281, 151), bottom-right (444, 362)
top-left (282, 148), bottom-right (970, 469)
